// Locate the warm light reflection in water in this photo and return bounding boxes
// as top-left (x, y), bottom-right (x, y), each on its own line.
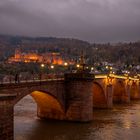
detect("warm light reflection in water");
top-left (122, 113), bottom-right (132, 129)
top-left (14, 95), bottom-right (140, 140)
top-left (124, 120), bottom-right (131, 129)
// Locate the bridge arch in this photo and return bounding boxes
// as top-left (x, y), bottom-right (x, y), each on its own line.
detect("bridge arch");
top-left (14, 90), bottom-right (65, 120)
top-left (113, 80), bottom-right (126, 103)
top-left (93, 82), bottom-right (107, 108)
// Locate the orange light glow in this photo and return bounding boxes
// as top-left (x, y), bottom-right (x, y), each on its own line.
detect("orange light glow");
top-left (31, 91), bottom-right (65, 120)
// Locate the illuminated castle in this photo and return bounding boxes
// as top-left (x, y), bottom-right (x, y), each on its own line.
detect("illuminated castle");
top-left (8, 49), bottom-right (63, 65)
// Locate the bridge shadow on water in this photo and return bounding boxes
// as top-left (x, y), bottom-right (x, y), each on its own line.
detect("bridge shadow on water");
top-left (14, 95), bottom-right (140, 140)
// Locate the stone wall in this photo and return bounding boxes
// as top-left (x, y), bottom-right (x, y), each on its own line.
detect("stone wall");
top-left (0, 95), bottom-right (15, 140)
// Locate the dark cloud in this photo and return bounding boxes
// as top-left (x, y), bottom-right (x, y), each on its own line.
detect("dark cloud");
top-left (0, 0), bottom-right (140, 42)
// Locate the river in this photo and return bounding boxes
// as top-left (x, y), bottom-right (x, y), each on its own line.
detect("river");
top-left (14, 95), bottom-right (140, 140)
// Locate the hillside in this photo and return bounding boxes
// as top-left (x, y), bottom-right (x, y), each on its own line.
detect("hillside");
top-left (0, 34), bottom-right (90, 60)
top-left (0, 34), bottom-right (140, 65)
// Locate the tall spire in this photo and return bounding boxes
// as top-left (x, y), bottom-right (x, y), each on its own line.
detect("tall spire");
top-left (79, 50), bottom-right (86, 72)
top-left (80, 50), bottom-right (85, 65)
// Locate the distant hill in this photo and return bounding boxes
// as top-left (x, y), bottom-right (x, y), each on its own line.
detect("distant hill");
top-left (0, 34), bottom-right (90, 60)
top-left (0, 34), bottom-right (140, 65)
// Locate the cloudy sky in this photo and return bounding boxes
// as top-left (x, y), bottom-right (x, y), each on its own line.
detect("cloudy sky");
top-left (0, 0), bottom-right (140, 43)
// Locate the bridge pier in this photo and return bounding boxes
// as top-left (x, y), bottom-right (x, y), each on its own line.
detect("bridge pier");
top-left (122, 84), bottom-right (131, 103)
top-left (65, 73), bottom-right (94, 122)
top-left (106, 85), bottom-right (113, 108)
top-left (130, 82), bottom-right (140, 100)
top-left (0, 95), bottom-right (16, 140)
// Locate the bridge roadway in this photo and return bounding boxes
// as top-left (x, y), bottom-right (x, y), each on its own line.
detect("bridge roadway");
top-left (0, 73), bottom-right (140, 140)
top-left (0, 73), bottom-right (139, 86)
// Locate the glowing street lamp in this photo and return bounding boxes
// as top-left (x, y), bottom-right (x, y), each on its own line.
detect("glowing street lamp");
top-left (40, 64), bottom-right (45, 81)
top-left (110, 67), bottom-right (113, 70)
top-left (126, 71), bottom-right (130, 74)
top-left (91, 67), bottom-right (94, 71)
top-left (41, 63), bottom-right (45, 68)
top-left (64, 62), bottom-right (68, 66)
top-left (76, 64), bottom-right (80, 68)
top-left (106, 65), bottom-right (113, 74)
top-left (124, 71), bottom-right (130, 77)
top-left (106, 66), bottom-right (109, 69)
top-left (51, 65), bottom-right (54, 69)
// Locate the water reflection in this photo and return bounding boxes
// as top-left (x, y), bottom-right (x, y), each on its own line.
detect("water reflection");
top-left (14, 96), bottom-right (140, 140)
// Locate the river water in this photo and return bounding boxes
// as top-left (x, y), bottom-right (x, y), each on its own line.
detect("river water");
top-left (14, 95), bottom-right (140, 140)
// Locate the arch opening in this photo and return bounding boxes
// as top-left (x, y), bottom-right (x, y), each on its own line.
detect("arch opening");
top-left (14, 90), bottom-right (65, 120)
top-left (14, 95), bottom-right (37, 117)
top-left (14, 90), bottom-right (65, 139)
top-left (14, 94), bottom-right (37, 140)
top-left (93, 82), bottom-right (107, 108)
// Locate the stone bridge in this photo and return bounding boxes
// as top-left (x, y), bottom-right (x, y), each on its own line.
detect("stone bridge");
top-left (93, 74), bottom-right (140, 109)
top-left (0, 73), bottom-right (140, 140)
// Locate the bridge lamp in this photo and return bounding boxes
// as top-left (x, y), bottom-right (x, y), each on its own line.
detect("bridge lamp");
top-left (125, 71), bottom-right (130, 77)
top-left (110, 67), bottom-right (113, 70)
top-left (51, 65), bottom-right (54, 69)
top-left (91, 67), bottom-right (94, 71)
top-left (41, 64), bottom-right (45, 68)
top-left (64, 62), bottom-right (68, 66)
top-left (76, 64), bottom-right (80, 68)
top-left (106, 66), bottom-right (109, 69)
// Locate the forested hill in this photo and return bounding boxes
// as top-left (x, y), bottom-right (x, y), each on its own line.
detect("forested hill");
top-left (0, 34), bottom-right (90, 60)
top-left (90, 42), bottom-right (140, 65)
top-left (0, 34), bottom-right (140, 65)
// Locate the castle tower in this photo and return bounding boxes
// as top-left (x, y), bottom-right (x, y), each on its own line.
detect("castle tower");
top-left (15, 48), bottom-right (21, 59)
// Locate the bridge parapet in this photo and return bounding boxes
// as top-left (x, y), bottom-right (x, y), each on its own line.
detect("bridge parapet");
top-left (65, 72), bottom-right (94, 81)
